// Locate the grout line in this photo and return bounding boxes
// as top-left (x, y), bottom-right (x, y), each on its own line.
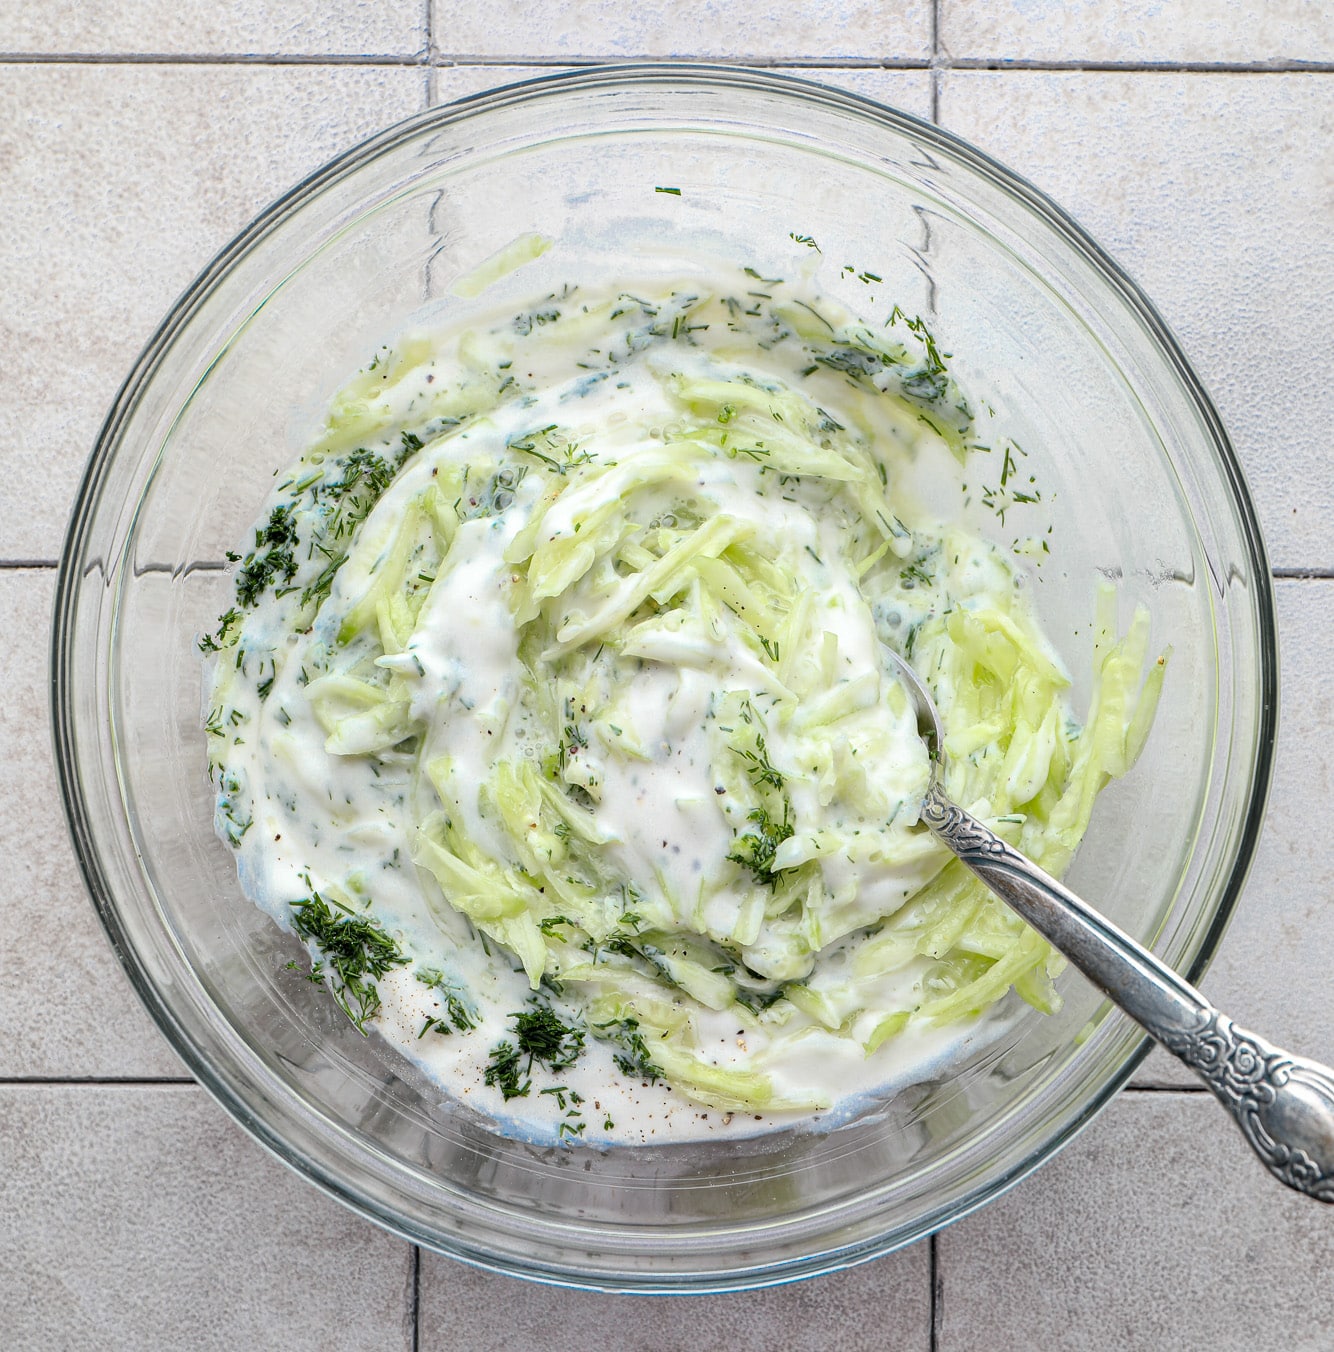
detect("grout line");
top-left (0, 559), bottom-right (58, 569)
top-left (928, 1233), bottom-right (941, 1352)
top-left (0, 1076), bottom-right (197, 1086)
top-left (402, 54), bottom-right (1334, 73)
top-left (423, 0), bottom-right (434, 82)
top-left (2, 52), bottom-right (1331, 72)
top-left (0, 51), bottom-right (428, 66)
top-left (411, 1246), bottom-right (422, 1351)
top-left (1274, 567), bottom-right (1334, 580)
top-left (930, 0), bottom-right (941, 122)
top-left (427, 55), bottom-right (928, 69)
top-left (927, 57), bottom-right (1334, 73)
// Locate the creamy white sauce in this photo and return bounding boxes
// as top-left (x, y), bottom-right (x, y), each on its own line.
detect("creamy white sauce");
top-left (203, 264), bottom-right (1085, 1146)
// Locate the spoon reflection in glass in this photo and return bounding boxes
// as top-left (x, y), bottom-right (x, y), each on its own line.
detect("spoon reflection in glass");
top-left (883, 645), bottom-right (1334, 1203)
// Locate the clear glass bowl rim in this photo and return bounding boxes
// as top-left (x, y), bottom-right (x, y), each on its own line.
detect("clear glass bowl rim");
top-left (51, 62), bottom-right (1278, 1292)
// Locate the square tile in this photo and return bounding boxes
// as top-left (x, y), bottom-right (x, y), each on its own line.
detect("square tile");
top-left (0, 570), bottom-right (181, 1076)
top-left (420, 1241), bottom-right (931, 1350)
top-left (3, 1), bottom-right (425, 57)
top-left (939, 71), bottom-right (1334, 570)
top-left (937, 1091), bottom-right (1334, 1350)
top-left (0, 63), bottom-right (426, 562)
top-left (0, 1084), bottom-right (413, 1350)
top-left (430, 0), bottom-right (932, 62)
top-left (941, 0), bottom-right (1334, 64)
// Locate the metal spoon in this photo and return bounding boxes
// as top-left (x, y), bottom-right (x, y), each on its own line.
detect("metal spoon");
top-left (883, 646), bottom-right (1334, 1202)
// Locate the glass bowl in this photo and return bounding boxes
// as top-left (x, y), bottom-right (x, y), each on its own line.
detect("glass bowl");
top-left (52, 65), bottom-right (1276, 1292)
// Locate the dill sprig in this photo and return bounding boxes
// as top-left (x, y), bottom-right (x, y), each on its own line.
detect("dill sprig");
top-left (484, 1001), bottom-right (587, 1103)
top-left (198, 606), bottom-right (241, 655)
top-left (318, 447), bottom-right (396, 541)
top-left (216, 770), bottom-right (251, 846)
top-left (594, 1016), bottom-right (664, 1084)
top-left (289, 891), bottom-right (409, 1034)
top-left (415, 966), bottom-right (478, 1033)
top-left (483, 1041), bottom-right (529, 1100)
top-left (513, 1003), bottom-right (585, 1072)
top-left (234, 505), bottom-right (299, 608)
top-left (738, 732), bottom-right (784, 790)
top-left (901, 559), bottom-right (933, 590)
top-left (507, 424), bottom-right (592, 475)
top-left (727, 802), bottom-right (794, 887)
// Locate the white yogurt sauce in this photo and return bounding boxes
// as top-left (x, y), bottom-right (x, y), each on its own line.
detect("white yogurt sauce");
top-left (202, 263), bottom-right (1104, 1146)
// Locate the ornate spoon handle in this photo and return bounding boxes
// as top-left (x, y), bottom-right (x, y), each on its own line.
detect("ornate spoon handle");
top-left (921, 783), bottom-right (1334, 1202)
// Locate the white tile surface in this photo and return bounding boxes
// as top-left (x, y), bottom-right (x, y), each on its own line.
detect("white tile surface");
top-left (431, 62), bottom-right (935, 119)
top-left (419, 1244), bottom-right (931, 1351)
top-left (939, 71), bottom-right (1334, 571)
top-left (2, 1), bottom-right (425, 56)
top-left (937, 1093), bottom-right (1334, 1351)
top-left (942, 0), bottom-right (1334, 64)
top-left (430, 0), bottom-right (932, 61)
top-left (0, 63), bottom-right (426, 562)
top-left (0, 571), bottom-right (181, 1077)
top-left (0, 1084), bottom-right (412, 1351)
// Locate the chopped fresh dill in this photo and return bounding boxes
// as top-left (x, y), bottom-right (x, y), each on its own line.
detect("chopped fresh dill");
top-left (727, 802), bottom-right (794, 887)
top-left (734, 982), bottom-right (788, 1014)
top-left (289, 891), bottom-right (409, 1035)
top-left (901, 559), bottom-right (933, 589)
top-left (513, 1002), bottom-right (586, 1073)
top-left (726, 443), bottom-right (770, 463)
top-left (507, 425), bottom-right (591, 475)
top-left (483, 1040), bottom-right (530, 1100)
top-left (234, 505), bottom-right (299, 608)
top-left (415, 967), bottom-right (478, 1032)
top-left (594, 1016), bottom-right (663, 1083)
top-left (300, 547), bottom-right (347, 610)
top-left (738, 732), bottom-right (784, 789)
top-left (198, 606), bottom-right (241, 655)
top-left (513, 302), bottom-right (562, 337)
